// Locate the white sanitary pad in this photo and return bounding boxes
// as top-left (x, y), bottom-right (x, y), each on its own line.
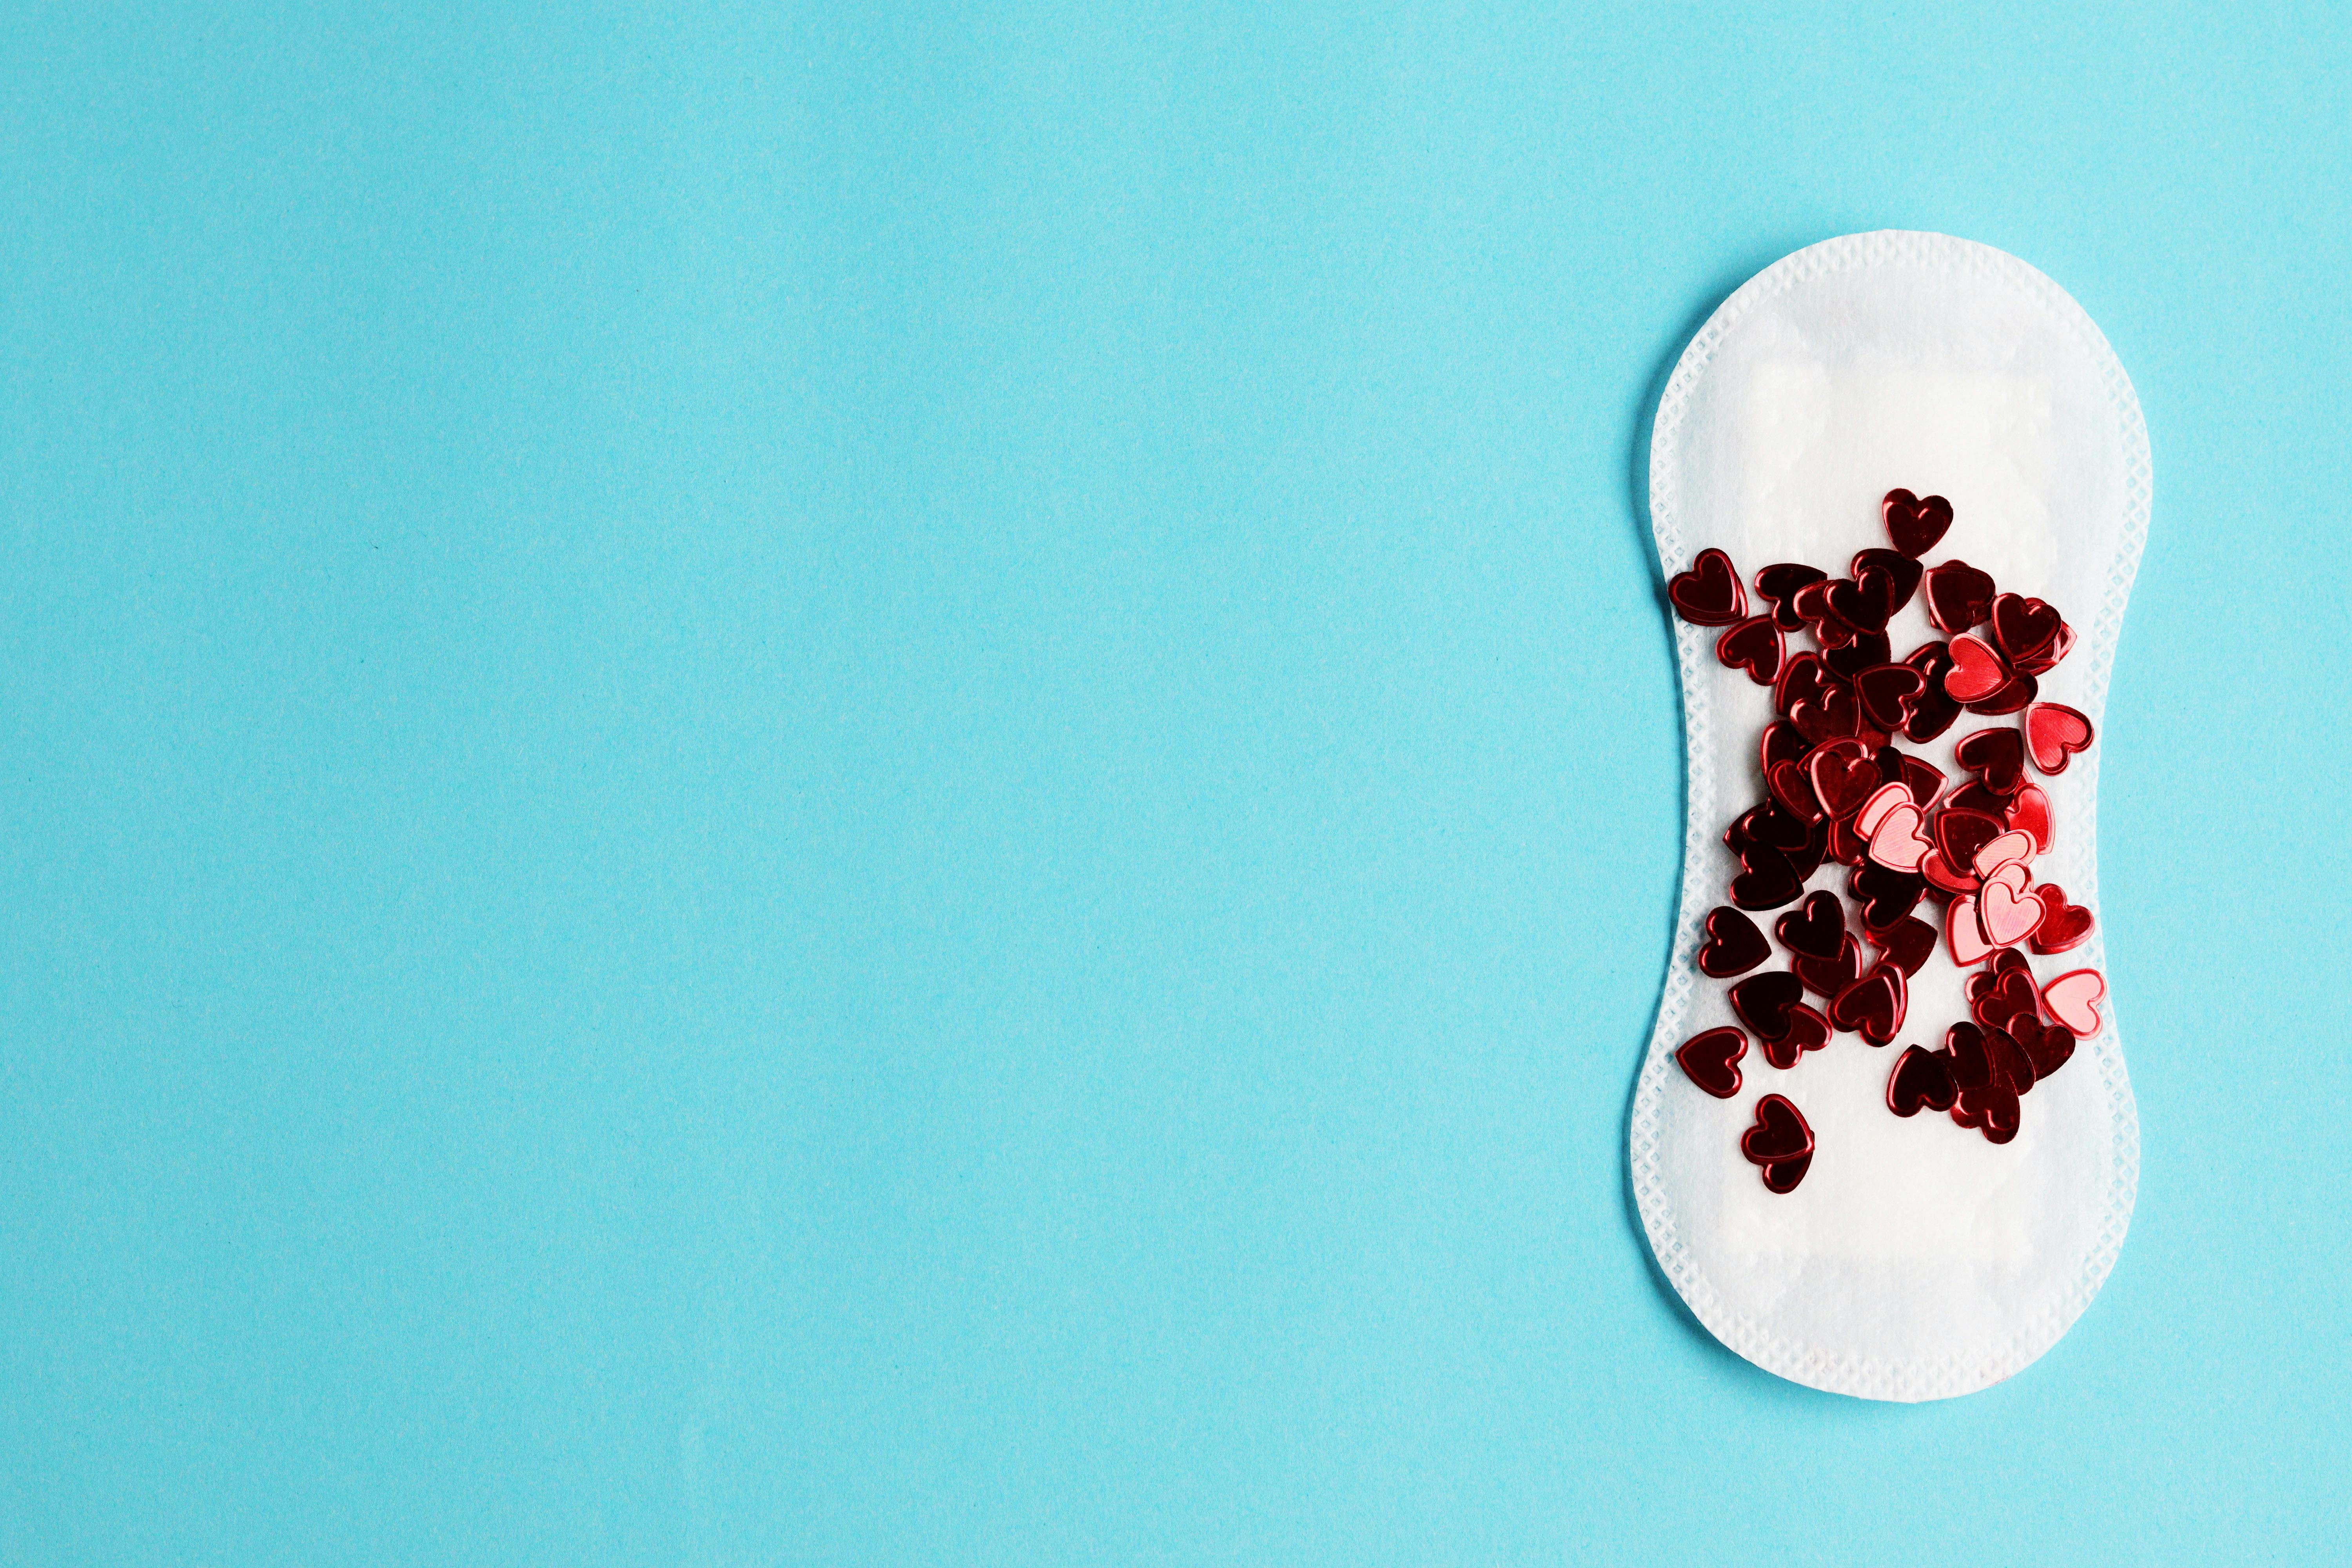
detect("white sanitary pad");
top-left (1631, 232), bottom-right (2147, 1401)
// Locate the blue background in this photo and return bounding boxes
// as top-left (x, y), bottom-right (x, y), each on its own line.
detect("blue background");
top-left (3, 3), bottom-right (2347, 1563)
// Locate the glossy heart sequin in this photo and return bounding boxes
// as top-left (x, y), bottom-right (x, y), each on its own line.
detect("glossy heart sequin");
top-left (1851, 548), bottom-right (1924, 612)
top-left (1773, 891), bottom-right (1845, 961)
top-left (1943, 633), bottom-right (2013, 704)
top-left (1923, 559), bottom-right (1994, 633)
top-left (2008, 1010), bottom-right (2077, 1079)
top-left (1791, 684), bottom-right (1864, 746)
top-left (1755, 562), bottom-right (1828, 632)
top-left (1729, 845), bottom-right (1805, 910)
top-left (1853, 663), bottom-right (1926, 732)
top-left (1698, 906), bottom-right (1773, 977)
top-left (1742, 1094), bottom-right (1815, 1192)
top-left (1675, 1027), bottom-right (1746, 1098)
top-left (1886, 1044), bottom-right (1959, 1116)
top-left (1826, 570), bottom-right (1900, 634)
top-left (1900, 642), bottom-right (1962, 742)
top-left (1854, 781), bottom-right (1911, 838)
top-left (1946, 895), bottom-right (1993, 965)
top-left (1881, 489), bottom-right (1953, 557)
top-left (1866, 914), bottom-right (1938, 977)
top-left (1978, 873), bottom-right (2045, 948)
top-left (1865, 802), bottom-right (1931, 873)
top-left (1882, 746), bottom-right (1946, 808)
top-left (1971, 964), bottom-right (2042, 1036)
top-left (2029, 885), bottom-right (2094, 955)
top-left (1954, 728), bottom-right (2027, 795)
top-left (1920, 849), bottom-right (1979, 898)
top-left (1716, 615), bottom-right (1783, 684)
top-left (1848, 862), bottom-right (1925, 930)
top-left (1989, 593), bottom-right (2062, 666)
top-left (1668, 547), bottom-right (1747, 626)
top-left (1933, 807), bottom-right (2006, 870)
top-left (1767, 759), bottom-right (1826, 824)
top-left (1953, 1081), bottom-right (2022, 1144)
top-left (1822, 630), bottom-right (1893, 681)
top-left (1972, 830), bottom-right (2035, 877)
top-left (1828, 962), bottom-right (1907, 1045)
top-left (1809, 741), bottom-right (1881, 819)
top-left (2024, 702), bottom-right (2095, 774)
top-left (1792, 934), bottom-right (1865, 1000)
top-left (1759, 1003), bottom-right (1831, 1070)
top-left (1730, 971), bottom-right (1804, 1040)
top-left (2042, 969), bottom-right (2107, 1036)
top-left (2007, 783), bottom-right (2054, 853)
top-left (1773, 652), bottom-right (1832, 719)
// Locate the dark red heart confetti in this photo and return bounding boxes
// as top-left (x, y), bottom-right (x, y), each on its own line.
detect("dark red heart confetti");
top-left (1791, 684), bottom-right (1864, 745)
top-left (1971, 965), bottom-right (2042, 1035)
top-left (1828, 962), bottom-right (1907, 1045)
top-left (1741, 1093), bottom-right (1815, 1192)
top-left (1920, 849), bottom-right (1980, 898)
top-left (1847, 862), bottom-right (1926, 930)
top-left (1825, 811), bottom-right (1870, 867)
top-left (1772, 651), bottom-right (1833, 718)
top-left (1944, 1021), bottom-right (1993, 1090)
top-left (2024, 702), bottom-right (2094, 774)
top-left (1772, 889), bottom-right (1846, 960)
top-left (1759, 1003), bottom-right (1831, 1070)
top-left (1851, 548), bottom-right (1925, 611)
top-left (1952, 1081), bottom-right (2021, 1143)
top-left (1989, 593), bottom-right (2062, 666)
top-left (1755, 562), bottom-right (1828, 632)
top-left (1875, 746), bottom-right (1945, 808)
top-left (1792, 933), bottom-right (1864, 1000)
top-left (1808, 739), bottom-right (1881, 818)
top-left (1767, 759), bottom-right (1827, 824)
top-left (1886, 1044), bottom-right (1959, 1116)
top-left (1983, 1026), bottom-right (2037, 1095)
top-left (2008, 1010), bottom-right (2077, 1080)
top-left (1923, 559), bottom-right (1995, 633)
top-left (1942, 779), bottom-right (2013, 819)
top-left (2028, 885), bottom-right (2094, 955)
top-left (1865, 914), bottom-right (1938, 976)
top-left (1760, 719), bottom-right (1811, 776)
top-left (1728, 800), bottom-right (1813, 857)
top-left (1675, 1027), bottom-right (1746, 1098)
top-left (1965, 670), bottom-right (2038, 715)
top-left (1933, 807), bottom-right (2007, 870)
top-left (1668, 547), bottom-right (1747, 626)
top-left (1900, 641), bottom-right (1963, 742)
top-left (2016, 619), bottom-right (2075, 677)
top-left (1944, 632), bottom-right (2014, 704)
top-left (2007, 782), bottom-right (2053, 853)
top-left (1716, 615), bottom-right (1783, 684)
top-left (1954, 728), bottom-right (2027, 795)
top-left (1730, 971), bottom-right (1804, 1040)
top-left (1822, 630), bottom-right (1895, 681)
top-left (1791, 579), bottom-right (1855, 647)
top-left (1697, 906), bottom-right (1772, 977)
top-left (1730, 845), bottom-right (1806, 910)
top-left (1826, 569), bottom-right (1900, 634)
top-left (1881, 489), bottom-right (1954, 557)
top-left (1853, 663), bottom-right (1926, 733)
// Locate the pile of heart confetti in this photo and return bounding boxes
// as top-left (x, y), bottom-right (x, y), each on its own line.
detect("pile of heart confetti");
top-left (1666, 491), bottom-right (2109, 1192)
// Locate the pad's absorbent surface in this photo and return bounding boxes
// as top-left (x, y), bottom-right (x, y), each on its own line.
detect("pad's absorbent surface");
top-left (1631, 231), bottom-right (2147, 1403)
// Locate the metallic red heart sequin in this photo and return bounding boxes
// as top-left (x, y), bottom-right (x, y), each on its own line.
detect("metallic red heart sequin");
top-left (1952, 1080), bottom-right (2021, 1143)
top-left (1730, 971), bottom-right (1804, 1040)
top-left (1866, 914), bottom-right (1938, 976)
top-left (1668, 547), bottom-right (1747, 626)
top-left (2024, 702), bottom-right (2095, 774)
top-left (1828, 962), bottom-right (1906, 1045)
top-left (2028, 885), bottom-right (2094, 955)
top-left (1675, 1027), bottom-right (1746, 1098)
top-left (1822, 630), bottom-right (1893, 681)
top-left (1900, 642), bottom-right (1962, 741)
top-left (1741, 1094), bottom-right (1815, 1192)
top-left (1954, 728), bottom-right (2027, 795)
top-left (1792, 933), bottom-right (1864, 999)
top-left (1847, 862), bottom-right (1926, 930)
top-left (2007, 782), bottom-right (2054, 853)
top-left (1853, 663), bottom-right (1926, 733)
top-left (1698, 906), bottom-right (1773, 977)
top-left (1809, 740), bottom-right (1880, 818)
top-left (1886, 1044), bottom-right (1958, 1115)
top-left (1851, 548), bottom-right (1924, 613)
top-left (1881, 489), bottom-right (1953, 557)
top-left (1716, 615), bottom-right (1784, 684)
top-left (1755, 562), bottom-right (1828, 632)
top-left (1989, 593), bottom-right (2063, 668)
top-left (1729, 845), bottom-right (1805, 910)
top-left (1923, 559), bottom-right (1994, 633)
top-left (1772, 890), bottom-right (1844, 960)
top-left (1759, 1003), bottom-right (1831, 1070)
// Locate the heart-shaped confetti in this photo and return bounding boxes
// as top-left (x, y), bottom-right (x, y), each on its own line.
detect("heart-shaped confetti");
top-left (2024, 702), bottom-right (2095, 774)
top-left (1823, 630), bottom-right (1894, 681)
top-left (1923, 559), bottom-right (1994, 633)
top-left (1944, 633), bottom-right (2013, 704)
top-left (1793, 933), bottom-right (1865, 1000)
top-left (1982, 1026), bottom-right (2038, 1095)
top-left (1851, 548), bottom-right (1924, 611)
top-left (1730, 844), bottom-right (1805, 909)
top-left (1675, 1027), bottom-right (1746, 1098)
top-left (1886, 1044), bottom-right (1959, 1116)
top-left (1853, 663), bottom-right (1926, 733)
top-left (1773, 652), bottom-right (1832, 719)
top-left (1809, 740), bottom-right (1882, 818)
top-left (1759, 1003), bottom-right (1831, 1070)
top-left (1698, 906), bottom-right (1773, 977)
top-left (1847, 862), bottom-right (1926, 930)
top-left (1953, 1081), bottom-right (2022, 1144)
top-left (2041, 969), bottom-right (2107, 1036)
top-left (1971, 965), bottom-right (2042, 1035)
top-left (2015, 619), bottom-right (2075, 677)
top-left (1900, 642), bottom-right (1962, 741)
top-left (2008, 1011), bottom-right (2077, 1080)
top-left (1989, 593), bottom-right (2062, 666)
top-left (1767, 759), bottom-right (1827, 824)
top-left (1730, 971), bottom-right (1804, 1040)
top-left (1827, 568), bottom-right (1902, 634)
top-left (1881, 489), bottom-right (1953, 557)
top-left (1668, 547), bottom-right (1747, 626)
top-left (1741, 1094), bottom-right (1815, 1193)
top-left (1828, 962), bottom-right (1907, 1045)
top-left (1866, 802), bottom-right (1931, 873)
top-left (1954, 728), bottom-right (2027, 795)
top-left (2007, 782), bottom-right (2053, 853)
top-left (1715, 616), bottom-right (1783, 684)
top-left (1946, 895), bottom-right (1994, 965)
top-left (1920, 849), bottom-right (1980, 898)
top-left (1880, 746), bottom-right (1946, 807)
top-left (1853, 781), bottom-right (1911, 838)
top-left (1979, 871), bottom-right (2043, 949)
top-left (1755, 562), bottom-right (1828, 632)
top-left (2028, 885), bottom-right (2094, 955)
top-left (1773, 890), bottom-right (1846, 961)
top-left (1965, 670), bottom-right (2038, 716)
top-left (1971, 830), bottom-right (2035, 878)
top-left (1933, 807), bottom-right (2006, 870)
top-left (1865, 914), bottom-right (1938, 976)
top-left (1791, 684), bottom-right (1865, 745)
